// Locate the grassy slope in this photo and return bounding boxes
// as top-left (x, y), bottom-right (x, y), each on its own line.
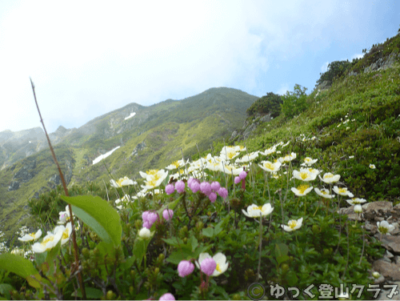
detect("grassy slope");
top-left (0, 88), bottom-right (258, 240)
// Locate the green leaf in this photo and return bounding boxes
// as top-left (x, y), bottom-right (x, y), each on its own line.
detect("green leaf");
top-left (60, 195), bottom-right (122, 246)
top-left (96, 241), bottom-right (114, 258)
top-left (189, 236), bottom-right (199, 252)
top-left (46, 239), bottom-right (61, 275)
top-left (72, 287), bottom-right (103, 299)
top-left (132, 239), bottom-right (146, 267)
top-left (277, 255), bottom-right (290, 265)
top-left (0, 254), bottom-right (42, 289)
top-left (162, 237), bottom-right (183, 247)
top-left (275, 243), bottom-right (289, 258)
top-left (0, 284), bottom-right (14, 299)
top-left (124, 256), bottom-right (137, 271)
top-left (286, 270), bottom-right (298, 287)
top-left (35, 252), bottom-right (47, 267)
top-left (166, 249), bottom-right (193, 265)
top-left (202, 228), bottom-right (214, 238)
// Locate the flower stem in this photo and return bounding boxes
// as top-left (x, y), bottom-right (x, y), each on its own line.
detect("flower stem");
top-left (257, 214), bottom-right (263, 280)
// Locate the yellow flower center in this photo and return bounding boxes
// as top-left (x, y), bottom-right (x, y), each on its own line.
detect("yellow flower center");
top-left (172, 161), bottom-right (179, 168)
top-left (264, 162), bottom-right (274, 171)
top-left (273, 159), bottom-right (278, 163)
top-left (227, 151), bottom-right (237, 159)
top-left (308, 169), bottom-right (314, 173)
top-left (300, 172), bottom-right (308, 180)
top-left (239, 146), bottom-right (245, 150)
top-left (29, 233), bottom-right (36, 238)
top-left (305, 158), bottom-right (311, 162)
top-left (216, 263), bottom-right (222, 272)
top-left (379, 226), bottom-right (388, 234)
top-left (62, 229), bottom-right (69, 240)
top-left (297, 184), bottom-right (310, 194)
top-left (324, 174), bottom-right (334, 179)
top-left (41, 236), bottom-right (54, 246)
top-left (255, 206), bottom-right (264, 212)
top-left (321, 190), bottom-right (328, 195)
top-left (338, 188), bottom-right (347, 194)
top-left (288, 220), bottom-right (297, 229)
top-left (146, 169), bottom-right (159, 175)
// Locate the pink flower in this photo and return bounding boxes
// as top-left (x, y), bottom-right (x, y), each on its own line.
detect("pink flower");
top-left (190, 181), bottom-right (200, 193)
top-left (165, 184), bottom-right (175, 195)
top-left (200, 258), bottom-right (216, 276)
top-left (208, 192), bottom-right (217, 203)
top-left (210, 181), bottom-right (221, 192)
top-left (217, 187), bottom-right (228, 199)
top-left (147, 212), bottom-right (159, 225)
top-left (163, 209), bottom-right (174, 221)
top-left (142, 211), bottom-right (150, 222)
top-left (188, 177), bottom-right (195, 187)
top-left (234, 176), bottom-right (241, 184)
top-left (200, 182), bottom-right (211, 195)
top-left (175, 180), bottom-right (185, 193)
top-left (143, 221), bottom-right (151, 229)
top-left (159, 293), bottom-right (175, 301)
top-left (239, 171), bottom-right (247, 180)
top-left (178, 260), bottom-right (195, 277)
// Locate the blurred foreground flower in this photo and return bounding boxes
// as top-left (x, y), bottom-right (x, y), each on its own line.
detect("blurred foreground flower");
top-left (159, 293), bottom-right (175, 301)
top-left (32, 228), bottom-right (64, 253)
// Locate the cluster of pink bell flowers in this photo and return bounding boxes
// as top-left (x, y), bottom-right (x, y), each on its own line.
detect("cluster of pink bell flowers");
top-left (165, 178), bottom-right (228, 203)
top-left (142, 208), bottom-right (174, 229)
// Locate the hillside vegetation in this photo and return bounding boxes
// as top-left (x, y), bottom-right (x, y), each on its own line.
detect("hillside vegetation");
top-left (0, 32), bottom-right (399, 300)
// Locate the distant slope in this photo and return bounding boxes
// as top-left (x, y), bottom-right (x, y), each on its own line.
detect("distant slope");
top-left (0, 87), bottom-right (258, 239)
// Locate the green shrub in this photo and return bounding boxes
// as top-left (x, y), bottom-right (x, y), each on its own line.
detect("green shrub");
top-left (280, 84), bottom-right (309, 119)
top-left (246, 92), bottom-right (283, 117)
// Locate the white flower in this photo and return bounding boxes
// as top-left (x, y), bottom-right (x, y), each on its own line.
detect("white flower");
top-left (303, 157), bottom-right (318, 166)
top-left (11, 248), bottom-right (24, 256)
top-left (242, 204), bottom-right (274, 218)
top-left (220, 148), bottom-right (240, 161)
top-left (369, 164), bottom-right (376, 169)
top-left (110, 176), bottom-right (137, 187)
top-left (346, 198), bottom-right (367, 206)
top-left (319, 173), bottom-right (340, 184)
top-left (258, 161), bottom-right (281, 173)
top-left (219, 163), bottom-right (243, 175)
top-left (53, 223), bottom-right (72, 245)
top-left (58, 205), bottom-right (75, 225)
top-left (32, 229), bottom-right (64, 253)
top-left (138, 228), bottom-right (151, 239)
top-left (235, 151), bottom-right (259, 163)
top-left (314, 188), bottom-right (335, 199)
top-left (377, 221), bottom-right (395, 235)
top-left (291, 184), bottom-right (313, 197)
top-left (333, 186), bottom-right (354, 197)
top-left (354, 205), bottom-right (363, 214)
top-left (272, 173), bottom-right (280, 179)
top-left (278, 153), bottom-right (296, 163)
top-left (259, 146), bottom-right (276, 156)
top-left (282, 218), bottom-right (303, 232)
top-left (165, 159), bottom-right (189, 170)
top-left (18, 229), bottom-right (42, 242)
top-left (142, 169), bottom-right (169, 190)
top-left (293, 169), bottom-right (317, 181)
top-left (195, 252), bottom-right (229, 277)
top-left (372, 272), bottom-right (380, 279)
top-left (349, 156), bottom-right (354, 159)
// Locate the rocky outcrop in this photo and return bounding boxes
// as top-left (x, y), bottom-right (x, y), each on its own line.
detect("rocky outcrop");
top-left (316, 80), bottom-right (332, 91)
top-left (8, 181), bottom-right (19, 191)
top-left (132, 141), bottom-right (146, 156)
top-left (339, 201), bottom-right (400, 289)
top-left (364, 52), bottom-right (400, 74)
top-left (13, 159), bottom-right (36, 183)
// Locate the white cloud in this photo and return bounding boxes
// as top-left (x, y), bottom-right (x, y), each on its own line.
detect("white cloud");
top-left (277, 84), bottom-right (290, 96)
top-left (321, 62), bottom-right (330, 73)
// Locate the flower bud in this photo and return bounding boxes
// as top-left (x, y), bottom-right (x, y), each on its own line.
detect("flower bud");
top-left (177, 260), bottom-right (195, 277)
top-left (208, 192), bottom-right (217, 203)
top-left (139, 228), bottom-right (151, 239)
top-left (200, 258), bottom-right (216, 276)
top-left (163, 209), bottom-right (174, 221)
top-left (165, 184), bottom-right (175, 195)
top-left (175, 180), bottom-right (186, 193)
top-left (210, 181), bottom-right (221, 191)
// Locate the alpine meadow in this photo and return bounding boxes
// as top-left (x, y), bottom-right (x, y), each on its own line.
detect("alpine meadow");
top-left (1, 30), bottom-right (400, 300)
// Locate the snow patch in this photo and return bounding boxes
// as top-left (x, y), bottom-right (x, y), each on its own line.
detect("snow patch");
top-left (125, 112), bottom-right (136, 120)
top-left (93, 146), bottom-right (120, 165)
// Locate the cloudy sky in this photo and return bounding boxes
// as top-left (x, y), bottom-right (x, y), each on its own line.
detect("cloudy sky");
top-left (0, 0), bottom-right (398, 133)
